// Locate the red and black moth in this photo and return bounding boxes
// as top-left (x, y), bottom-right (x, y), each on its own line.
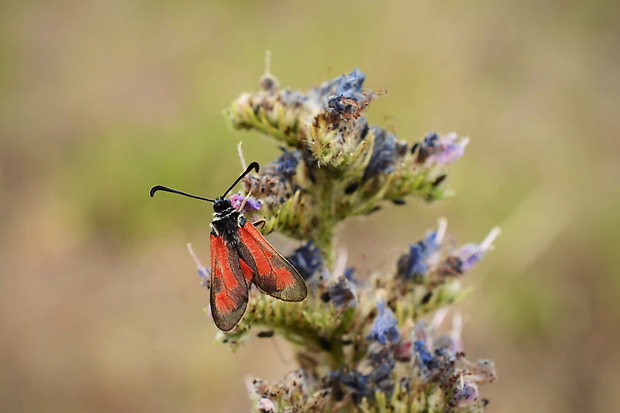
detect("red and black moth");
top-left (150, 162), bottom-right (308, 331)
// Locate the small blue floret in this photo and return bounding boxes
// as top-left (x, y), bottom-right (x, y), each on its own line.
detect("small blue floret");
top-left (367, 300), bottom-right (400, 345)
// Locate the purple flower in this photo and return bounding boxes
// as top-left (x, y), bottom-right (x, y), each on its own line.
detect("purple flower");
top-left (333, 68), bottom-right (366, 99)
top-left (455, 244), bottom-right (484, 272)
top-left (413, 340), bottom-right (435, 371)
top-left (425, 132), bottom-right (468, 167)
top-left (196, 266), bottom-right (210, 281)
top-left (366, 347), bottom-right (396, 397)
top-left (454, 227), bottom-right (500, 272)
top-left (397, 244), bottom-right (427, 281)
top-left (452, 377), bottom-right (480, 407)
top-left (396, 230), bottom-right (441, 281)
top-left (270, 148), bottom-right (301, 179)
top-left (367, 300), bottom-right (400, 345)
top-left (328, 349), bottom-right (395, 405)
top-left (411, 131), bottom-right (439, 163)
top-left (187, 243), bottom-right (210, 288)
top-left (325, 276), bottom-right (357, 309)
top-left (307, 69), bottom-right (372, 116)
top-left (343, 267), bottom-right (358, 283)
top-left (363, 126), bottom-right (407, 181)
top-left (412, 132), bottom-right (468, 166)
top-left (229, 193), bottom-right (262, 213)
top-left (329, 367), bottom-right (369, 405)
top-left (285, 241), bottom-right (323, 280)
top-left (414, 339), bottom-right (460, 384)
top-left (280, 89), bottom-right (307, 107)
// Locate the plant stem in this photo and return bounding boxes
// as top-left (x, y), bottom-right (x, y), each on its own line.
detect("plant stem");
top-left (312, 171), bottom-right (336, 269)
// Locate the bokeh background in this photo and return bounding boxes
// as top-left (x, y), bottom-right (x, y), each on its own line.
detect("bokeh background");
top-left (2, 0), bottom-right (619, 411)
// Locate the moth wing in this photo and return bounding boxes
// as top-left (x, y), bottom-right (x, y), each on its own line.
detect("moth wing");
top-left (237, 222), bottom-right (308, 302)
top-left (209, 233), bottom-right (250, 331)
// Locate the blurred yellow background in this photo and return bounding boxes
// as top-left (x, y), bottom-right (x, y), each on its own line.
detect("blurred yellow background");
top-left (1, 0), bottom-right (619, 411)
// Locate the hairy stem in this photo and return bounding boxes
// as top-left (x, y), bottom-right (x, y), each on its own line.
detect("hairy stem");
top-left (313, 171), bottom-right (336, 269)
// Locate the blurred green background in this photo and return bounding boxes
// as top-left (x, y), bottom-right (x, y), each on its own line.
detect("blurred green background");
top-left (1, 0), bottom-right (619, 411)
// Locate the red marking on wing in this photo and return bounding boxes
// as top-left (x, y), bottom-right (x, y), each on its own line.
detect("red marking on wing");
top-left (210, 233), bottom-right (249, 331)
top-left (239, 258), bottom-right (254, 282)
top-left (237, 222), bottom-right (308, 302)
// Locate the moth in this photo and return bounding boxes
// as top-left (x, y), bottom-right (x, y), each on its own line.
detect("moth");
top-left (150, 162), bottom-right (307, 331)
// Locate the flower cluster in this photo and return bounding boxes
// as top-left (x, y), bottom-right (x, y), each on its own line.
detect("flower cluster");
top-left (196, 69), bottom-right (498, 411)
top-left (229, 68), bottom-right (468, 264)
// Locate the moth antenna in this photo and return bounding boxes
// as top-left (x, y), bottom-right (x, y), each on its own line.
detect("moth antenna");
top-left (150, 162), bottom-right (259, 203)
top-left (149, 185), bottom-right (215, 203)
top-left (221, 162), bottom-right (260, 199)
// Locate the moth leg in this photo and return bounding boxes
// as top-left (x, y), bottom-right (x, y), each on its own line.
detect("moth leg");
top-left (252, 219), bottom-right (266, 228)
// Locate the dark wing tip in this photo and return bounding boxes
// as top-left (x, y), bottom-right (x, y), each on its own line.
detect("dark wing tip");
top-left (284, 278), bottom-right (308, 302)
top-left (211, 301), bottom-right (247, 331)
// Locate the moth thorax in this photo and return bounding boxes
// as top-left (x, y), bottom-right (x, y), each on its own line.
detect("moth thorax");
top-left (211, 199), bottom-right (241, 240)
